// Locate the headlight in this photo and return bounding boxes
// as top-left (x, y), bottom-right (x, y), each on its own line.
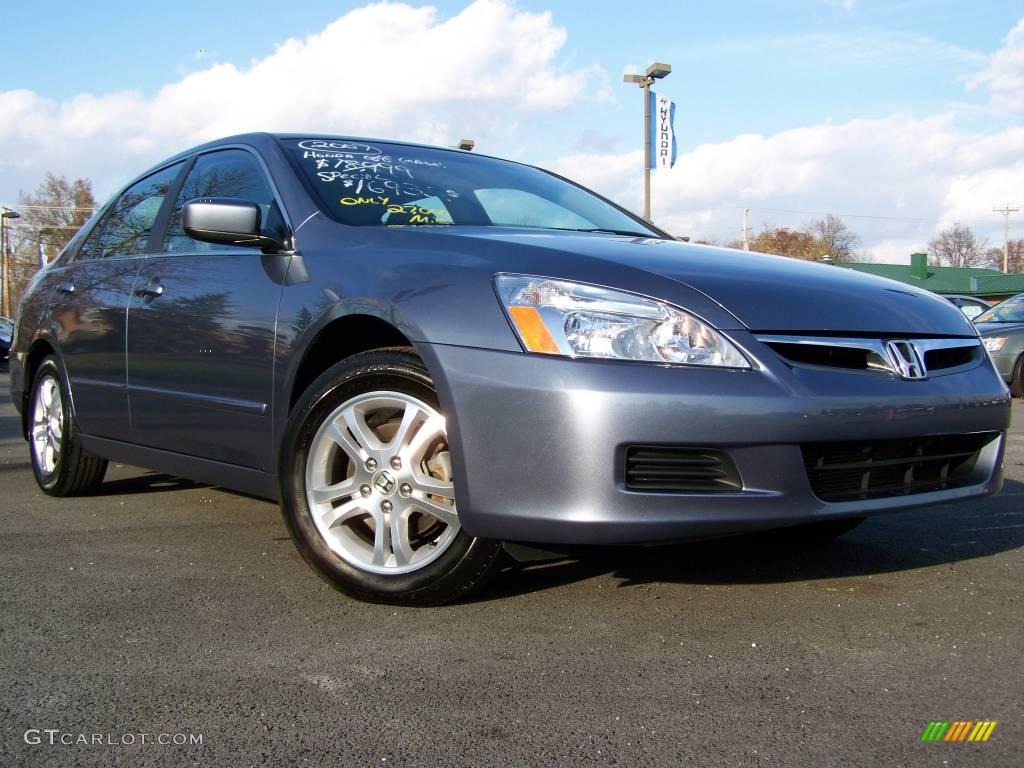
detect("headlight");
top-left (495, 274), bottom-right (749, 368)
top-left (983, 337), bottom-right (1007, 352)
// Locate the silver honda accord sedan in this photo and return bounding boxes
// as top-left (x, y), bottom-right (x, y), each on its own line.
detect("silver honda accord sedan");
top-left (8, 133), bottom-right (1012, 603)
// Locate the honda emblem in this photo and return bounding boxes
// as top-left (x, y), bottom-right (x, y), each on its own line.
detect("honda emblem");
top-left (885, 340), bottom-right (927, 380)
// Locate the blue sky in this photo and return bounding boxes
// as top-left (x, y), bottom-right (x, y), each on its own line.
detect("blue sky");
top-left (5, 0), bottom-right (1019, 143)
top-left (2, 1), bottom-right (1022, 260)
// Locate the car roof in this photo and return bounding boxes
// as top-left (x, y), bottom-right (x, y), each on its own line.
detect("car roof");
top-left (157, 132), bottom-right (507, 169)
top-left (106, 130), bottom-right (502, 205)
top-left (120, 132), bottom-right (536, 207)
top-left (114, 132), bottom-right (672, 241)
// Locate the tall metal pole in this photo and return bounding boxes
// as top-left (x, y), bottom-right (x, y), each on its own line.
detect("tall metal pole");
top-left (1, 208), bottom-right (23, 316)
top-left (994, 205), bottom-right (1019, 273)
top-left (0, 215), bottom-right (6, 318)
top-left (643, 82), bottom-right (651, 221)
top-left (624, 63), bottom-right (671, 223)
top-left (742, 208), bottom-right (750, 250)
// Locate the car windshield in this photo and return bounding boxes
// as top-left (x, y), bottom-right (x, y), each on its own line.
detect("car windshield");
top-left (281, 138), bottom-right (660, 236)
top-left (975, 295), bottom-right (1024, 323)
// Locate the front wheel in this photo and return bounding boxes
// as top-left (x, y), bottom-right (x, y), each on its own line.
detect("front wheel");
top-left (279, 349), bottom-right (502, 605)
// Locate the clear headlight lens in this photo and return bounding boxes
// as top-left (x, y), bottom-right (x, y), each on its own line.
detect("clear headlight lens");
top-left (495, 274), bottom-right (749, 368)
top-left (983, 337), bottom-right (1007, 352)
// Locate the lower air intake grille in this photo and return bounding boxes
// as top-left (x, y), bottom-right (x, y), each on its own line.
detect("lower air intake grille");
top-left (625, 446), bottom-right (742, 493)
top-left (802, 432), bottom-right (998, 502)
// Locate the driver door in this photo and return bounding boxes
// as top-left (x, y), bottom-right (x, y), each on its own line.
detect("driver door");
top-left (126, 148), bottom-right (286, 470)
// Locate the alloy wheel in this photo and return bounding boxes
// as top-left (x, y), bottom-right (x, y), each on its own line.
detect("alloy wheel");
top-left (304, 391), bottom-right (460, 575)
top-left (31, 374), bottom-right (64, 475)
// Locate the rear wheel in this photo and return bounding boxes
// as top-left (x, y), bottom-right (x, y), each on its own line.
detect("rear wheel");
top-left (29, 356), bottom-right (107, 496)
top-left (279, 349), bottom-right (502, 605)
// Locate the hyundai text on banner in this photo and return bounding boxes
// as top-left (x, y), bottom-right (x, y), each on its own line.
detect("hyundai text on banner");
top-left (649, 92), bottom-right (677, 170)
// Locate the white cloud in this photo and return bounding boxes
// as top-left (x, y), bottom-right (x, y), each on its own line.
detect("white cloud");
top-left (967, 17), bottom-right (1024, 111)
top-left (2, 3), bottom-right (1020, 267)
top-left (550, 115), bottom-right (1024, 261)
top-left (0, 0), bottom-right (592, 203)
top-left (862, 239), bottom-right (930, 265)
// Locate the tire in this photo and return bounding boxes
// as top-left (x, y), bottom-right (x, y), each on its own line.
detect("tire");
top-left (1010, 354), bottom-right (1024, 398)
top-left (785, 516), bottom-right (866, 542)
top-left (29, 355), bottom-right (107, 496)
top-left (279, 348), bottom-right (502, 605)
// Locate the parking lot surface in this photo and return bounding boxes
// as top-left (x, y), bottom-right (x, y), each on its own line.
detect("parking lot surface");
top-left (0, 371), bottom-right (1021, 767)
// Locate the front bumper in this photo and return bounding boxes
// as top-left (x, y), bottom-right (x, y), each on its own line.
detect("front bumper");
top-left (419, 334), bottom-right (1011, 545)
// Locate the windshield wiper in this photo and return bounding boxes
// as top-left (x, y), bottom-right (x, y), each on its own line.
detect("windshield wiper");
top-left (556, 227), bottom-right (660, 238)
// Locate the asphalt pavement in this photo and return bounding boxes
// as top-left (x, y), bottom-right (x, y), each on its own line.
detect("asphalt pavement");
top-left (0, 370), bottom-right (1021, 767)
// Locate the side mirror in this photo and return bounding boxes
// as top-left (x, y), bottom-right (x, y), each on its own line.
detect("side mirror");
top-left (182, 197), bottom-right (290, 253)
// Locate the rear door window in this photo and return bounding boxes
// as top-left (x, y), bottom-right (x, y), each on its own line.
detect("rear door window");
top-left (75, 163), bottom-right (184, 260)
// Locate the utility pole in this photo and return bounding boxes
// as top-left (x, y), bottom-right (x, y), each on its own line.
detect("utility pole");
top-left (742, 208), bottom-right (750, 251)
top-left (623, 63), bottom-right (672, 221)
top-left (994, 205), bottom-right (1019, 273)
top-left (1, 207), bottom-right (22, 318)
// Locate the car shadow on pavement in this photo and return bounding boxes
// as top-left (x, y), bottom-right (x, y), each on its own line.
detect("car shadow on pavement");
top-left (482, 479), bottom-right (1024, 600)
top-left (92, 471), bottom-right (275, 503)
top-left (94, 471), bottom-right (207, 496)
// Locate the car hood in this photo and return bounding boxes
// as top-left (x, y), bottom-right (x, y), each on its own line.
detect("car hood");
top-left (431, 228), bottom-right (978, 336)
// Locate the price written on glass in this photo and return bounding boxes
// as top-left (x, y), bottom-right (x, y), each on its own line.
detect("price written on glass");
top-left (337, 197), bottom-right (447, 224)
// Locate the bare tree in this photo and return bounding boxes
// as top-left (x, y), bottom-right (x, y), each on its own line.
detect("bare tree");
top-left (8, 174), bottom-right (96, 304)
top-left (982, 238), bottom-right (1024, 273)
top-left (1009, 238), bottom-right (1024, 273)
top-left (749, 226), bottom-right (821, 260)
top-left (809, 214), bottom-right (860, 263)
top-left (928, 223), bottom-right (988, 268)
top-left (15, 173), bottom-right (96, 256)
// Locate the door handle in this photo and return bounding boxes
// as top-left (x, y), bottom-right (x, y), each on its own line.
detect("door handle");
top-left (56, 283), bottom-right (75, 295)
top-left (134, 282), bottom-right (164, 299)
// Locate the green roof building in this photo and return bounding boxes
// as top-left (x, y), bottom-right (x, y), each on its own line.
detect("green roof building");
top-left (833, 253), bottom-right (1024, 301)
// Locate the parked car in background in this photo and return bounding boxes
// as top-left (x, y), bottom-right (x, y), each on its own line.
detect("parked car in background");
top-left (0, 319), bottom-right (11, 367)
top-left (976, 293), bottom-right (1024, 396)
top-left (944, 294), bottom-right (992, 320)
top-left (7, 133), bottom-right (1013, 604)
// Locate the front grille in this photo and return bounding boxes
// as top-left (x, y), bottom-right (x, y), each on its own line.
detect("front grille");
top-left (924, 345), bottom-right (976, 371)
top-left (763, 340), bottom-right (887, 372)
top-left (803, 432), bottom-right (998, 502)
top-left (759, 335), bottom-right (980, 377)
top-left (624, 446), bottom-right (742, 493)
